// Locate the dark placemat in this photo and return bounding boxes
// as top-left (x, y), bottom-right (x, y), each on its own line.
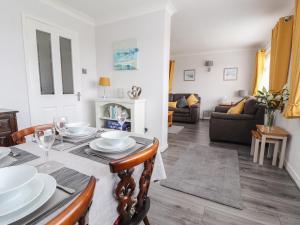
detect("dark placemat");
top-left (69, 136), bottom-right (153, 164)
top-left (52, 131), bottom-right (105, 151)
top-left (9, 146), bottom-right (40, 166)
top-left (70, 144), bottom-right (144, 164)
top-left (50, 167), bottom-right (91, 192)
top-left (12, 167), bottom-right (93, 225)
top-left (130, 136), bottom-right (154, 146)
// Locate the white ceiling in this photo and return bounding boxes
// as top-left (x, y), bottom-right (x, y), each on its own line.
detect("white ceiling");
top-left (170, 0), bottom-right (294, 54)
top-left (50, 0), bottom-right (294, 54)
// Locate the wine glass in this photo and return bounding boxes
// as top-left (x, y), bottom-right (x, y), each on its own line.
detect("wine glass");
top-left (35, 125), bottom-right (56, 164)
top-left (117, 111), bottom-right (127, 131)
top-left (53, 116), bottom-right (68, 143)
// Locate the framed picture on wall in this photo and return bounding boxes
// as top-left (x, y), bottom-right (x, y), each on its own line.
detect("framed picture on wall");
top-left (184, 69), bottom-right (195, 81)
top-left (223, 67), bottom-right (238, 81)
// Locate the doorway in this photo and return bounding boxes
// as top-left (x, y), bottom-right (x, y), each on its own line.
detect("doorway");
top-left (23, 16), bottom-right (81, 125)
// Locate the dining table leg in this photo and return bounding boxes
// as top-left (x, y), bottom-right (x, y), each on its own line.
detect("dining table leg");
top-left (279, 137), bottom-right (287, 169)
top-left (259, 135), bottom-right (266, 165)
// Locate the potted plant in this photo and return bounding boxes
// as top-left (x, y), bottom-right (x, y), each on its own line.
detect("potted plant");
top-left (256, 86), bottom-right (289, 130)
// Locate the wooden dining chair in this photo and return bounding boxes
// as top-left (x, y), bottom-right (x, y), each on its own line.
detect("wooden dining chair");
top-left (46, 176), bottom-right (96, 225)
top-left (11, 124), bottom-right (52, 145)
top-left (110, 138), bottom-right (159, 225)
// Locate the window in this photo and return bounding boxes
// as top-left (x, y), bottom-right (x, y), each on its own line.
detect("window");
top-left (258, 49), bottom-right (271, 91)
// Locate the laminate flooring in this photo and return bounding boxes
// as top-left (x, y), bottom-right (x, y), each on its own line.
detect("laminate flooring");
top-left (148, 121), bottom-right (300, 225)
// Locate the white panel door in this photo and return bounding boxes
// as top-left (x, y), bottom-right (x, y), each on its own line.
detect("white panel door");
top-left (23, 17), bottom-right (82, 125)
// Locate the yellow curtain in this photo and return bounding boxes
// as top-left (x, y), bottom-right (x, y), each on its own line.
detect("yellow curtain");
top-left (169, 60), bottom-right (175, 93)
top-left (284, 0), bottom-right (300, 118)
top-left (269, 16), bottom-right (294, 92)
top-left (252, 49), bottom-right (266, 96)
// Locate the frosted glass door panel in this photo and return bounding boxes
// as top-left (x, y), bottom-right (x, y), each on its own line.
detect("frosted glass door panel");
top-left (59, 37), bottom-right (74, 94)
top-left (36, 30), bottom-right (55, 95)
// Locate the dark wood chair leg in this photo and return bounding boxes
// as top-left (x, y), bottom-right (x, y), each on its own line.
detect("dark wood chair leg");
top-left (78, 216), bottom-right (87, 225)
top-left (143, 216), bottom-right (150, 225)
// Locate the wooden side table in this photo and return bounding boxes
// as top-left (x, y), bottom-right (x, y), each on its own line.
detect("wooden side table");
top-left (256, 125), bottom-right (289, 168)
top-left (168, 111), bottom-right (174, 127)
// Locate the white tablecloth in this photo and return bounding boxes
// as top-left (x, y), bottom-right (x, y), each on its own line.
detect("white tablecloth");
top-left (15, 134), bottom-right (166, 225)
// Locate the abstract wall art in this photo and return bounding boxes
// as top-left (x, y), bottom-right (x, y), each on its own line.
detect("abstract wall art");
top-left (113, 39), bottom-right (139, 70)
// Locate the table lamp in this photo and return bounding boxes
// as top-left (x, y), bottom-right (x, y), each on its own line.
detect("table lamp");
top-left (99, 77), bottom-right (110, 98)
top-left (238, 90), bottom-right (248, 98)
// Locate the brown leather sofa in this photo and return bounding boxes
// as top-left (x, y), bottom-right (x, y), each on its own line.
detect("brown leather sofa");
top-left (209, 98), bottom-right (265, 145)
top-left (169, 93), bottom-right (200, 124)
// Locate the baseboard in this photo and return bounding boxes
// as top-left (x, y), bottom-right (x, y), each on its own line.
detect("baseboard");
top-left (285, 160), bottom-right (300, 188)
top-left (160, 144), bottom-right (169, 153)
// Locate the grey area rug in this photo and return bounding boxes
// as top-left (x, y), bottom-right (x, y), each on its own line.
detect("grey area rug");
top-left (161, 145), bottom-right (242, 209)
top-left (168, 125), bottom-right (184, 134)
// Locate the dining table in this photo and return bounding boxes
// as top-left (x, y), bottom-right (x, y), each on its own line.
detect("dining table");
top-left (0, 130), bottom-right (167, 225)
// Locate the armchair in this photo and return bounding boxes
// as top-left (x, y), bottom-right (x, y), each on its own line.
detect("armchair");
top-left (209, 98), bottom-right (265, 145)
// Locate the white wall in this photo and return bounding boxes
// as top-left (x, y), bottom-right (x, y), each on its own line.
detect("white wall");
top-left (276, 116), bottom-right (300, 187)
top-left (171, 49), bottom-right (256, 116)
top-left (0, 0), bottom-right (97, 128)
top-left (95, 10), bottom-right (171, 150)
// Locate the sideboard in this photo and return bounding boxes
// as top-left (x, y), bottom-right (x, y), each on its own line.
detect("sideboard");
top-left (0, 109), bottom-right (18, 146)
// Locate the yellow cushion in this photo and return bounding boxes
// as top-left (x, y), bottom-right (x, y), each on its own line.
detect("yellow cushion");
top-left (187, 94), bottom-right (199, 107)
top-left (168, 101), bottom-right (177, 108)
top-left (227, 99), bottom-right (246, 114)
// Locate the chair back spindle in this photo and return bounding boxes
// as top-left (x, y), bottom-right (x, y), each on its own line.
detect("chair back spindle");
top-left (110, 138), bottom-right (159, 225)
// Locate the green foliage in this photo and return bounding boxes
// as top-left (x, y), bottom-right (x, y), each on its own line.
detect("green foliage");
top-left (255, 85), bottom-right (289, 111)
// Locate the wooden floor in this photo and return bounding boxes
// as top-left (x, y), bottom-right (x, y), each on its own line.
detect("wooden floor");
top-left (148, 121), bottom-right (300, 225)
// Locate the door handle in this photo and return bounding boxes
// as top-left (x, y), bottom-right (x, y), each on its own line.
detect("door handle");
top-left (77, 92), bottom-right (81, 101)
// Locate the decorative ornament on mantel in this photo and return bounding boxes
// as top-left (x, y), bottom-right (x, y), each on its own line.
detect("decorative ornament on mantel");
top-left (127, 86), bottom-right (142, 99)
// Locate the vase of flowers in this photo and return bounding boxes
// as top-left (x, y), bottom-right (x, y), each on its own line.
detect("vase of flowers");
top-left (256, 86), bottom-right (289, 130)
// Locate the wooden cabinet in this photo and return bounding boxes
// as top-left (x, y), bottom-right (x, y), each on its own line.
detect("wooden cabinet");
top-left (0, 109), bottom-right (18, 146)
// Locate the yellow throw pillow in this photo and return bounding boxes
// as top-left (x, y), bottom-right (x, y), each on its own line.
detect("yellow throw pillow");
top-left (187, 94), bottom-right (199, 107)
top-left (227, 99), bottom-right (246, 114)
top-left (168, 101), bottom-right (177, 108)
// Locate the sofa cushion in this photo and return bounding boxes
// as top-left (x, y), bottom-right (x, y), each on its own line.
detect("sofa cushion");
top-left (227, 99), bottom-right (245, 114)
top-left (187, 94), bottom-right (199, 107)
top-left (172, 107), bottom-right (190, 113)
top-left (243, 98), bottom-right (258, 115)
top-left (168, 101), bottom-right (177, 108)
top-left (177, 96), bottom-right (188, 108)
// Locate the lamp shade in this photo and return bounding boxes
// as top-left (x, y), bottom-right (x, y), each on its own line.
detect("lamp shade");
top-left (238, 90), bottom-right (248, 97)
top-left (99, 77), bottom-right (110, 86)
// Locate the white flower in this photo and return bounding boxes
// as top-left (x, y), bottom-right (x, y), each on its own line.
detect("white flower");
top-left (275, 95), bottom-right (282, 101)
top-left (267, 95), bottom-right (273, 101)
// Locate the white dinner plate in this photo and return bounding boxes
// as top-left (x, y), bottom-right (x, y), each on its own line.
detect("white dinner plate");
top-left (63, 127), bottom-right (97, 138)
top-left (0, 173), bottom-right (56, 225)
top-left (0, 147), bottom-right (11, 160)
top-left (0, 174), bottom-right (44, 217)
top-left (89, 137), bottom-right (136, 153)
